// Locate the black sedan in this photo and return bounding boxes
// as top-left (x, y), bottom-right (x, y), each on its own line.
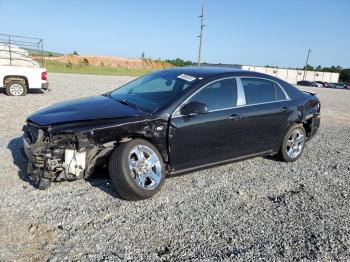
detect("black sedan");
top-left (23, 67), bottom-right (321, 200)
top-left (330, 82), bottom-right (349, 89)
top-left (297, 80), bottom-right (318, 87)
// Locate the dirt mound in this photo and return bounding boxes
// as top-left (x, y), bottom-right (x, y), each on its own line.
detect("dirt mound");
top-left (45, 55), bottom-right (173, 69)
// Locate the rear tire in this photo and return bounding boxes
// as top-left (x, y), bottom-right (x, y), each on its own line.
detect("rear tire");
top-left (5, 80), bottom-right (27, 96)
top-left (277, 124), bottom-right (306, 162)
top-left (108, 139), bottom-right (165, 200)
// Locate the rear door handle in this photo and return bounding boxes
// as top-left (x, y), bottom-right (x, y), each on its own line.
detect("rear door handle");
top-left (281, 107), bottom-right (289, 113)
top-left (229, 114), bottom-right (243, 121)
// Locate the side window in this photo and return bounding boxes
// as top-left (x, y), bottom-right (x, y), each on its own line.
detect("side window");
top-left (274, 83), bottom-right (287, 100)
top-left (241, 78), bottom-right (286, 105)
top-left (189, 78), bottom-right (237, 111)
top-left (242, 78), bottom-right (275, 105)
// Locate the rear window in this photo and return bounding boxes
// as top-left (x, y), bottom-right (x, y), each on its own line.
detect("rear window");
top-left (274, 83), bottom-right (287, 100)
top-left (241, 78), bottom-right (287, 105)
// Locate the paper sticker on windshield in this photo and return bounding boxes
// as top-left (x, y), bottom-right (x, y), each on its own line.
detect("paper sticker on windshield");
top-left (177, 74), bottom-right (196, 82)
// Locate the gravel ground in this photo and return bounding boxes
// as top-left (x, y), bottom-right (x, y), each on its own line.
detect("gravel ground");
top-left (0, 73), bottom-right (349, 261)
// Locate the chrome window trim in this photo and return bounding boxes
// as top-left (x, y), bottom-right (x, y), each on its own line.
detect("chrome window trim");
top-left (235, 99), bottom-right (290, 108)
top-left (172, 77), bottom-right (241, 116)
top-left (236, 78), bottom-right (246, 106)
top-left (172, 76), bottom-right (291, 118)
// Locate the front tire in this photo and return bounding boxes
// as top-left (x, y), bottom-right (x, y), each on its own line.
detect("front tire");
top-left (108, 139), bottom-right (165, 200)
top-left (5, 80), bottom-right (27, 96)
top-left (277, 124), bottom-right (306, 162)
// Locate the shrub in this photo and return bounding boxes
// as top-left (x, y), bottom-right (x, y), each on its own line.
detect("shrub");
top-left (65, 60), bottom-right (72, 68)
top-left (81, 58), bottom-right (89, 65)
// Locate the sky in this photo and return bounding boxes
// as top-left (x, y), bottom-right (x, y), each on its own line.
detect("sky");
top-left (0, 0), bottom-right (349, 68)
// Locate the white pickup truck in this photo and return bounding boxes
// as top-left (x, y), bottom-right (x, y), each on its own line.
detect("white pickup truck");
top-left (0, 65), bottom-right (48, 96)
top-left (0, 39), bottom-right (49, 96)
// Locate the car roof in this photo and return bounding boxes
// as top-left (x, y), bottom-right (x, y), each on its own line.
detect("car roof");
top-left (158, 67), bottom-right (301, 90)
top-left (159, 66), bottom-right (246, 78)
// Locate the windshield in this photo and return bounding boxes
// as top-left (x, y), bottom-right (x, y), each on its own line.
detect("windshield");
top-left (109, 71), bottom-right (198, 113)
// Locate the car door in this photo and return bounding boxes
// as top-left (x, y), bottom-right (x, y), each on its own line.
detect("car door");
top-left (168, 78), bottom-right (247, 171)
top-left (236, 77), bottom-right (292, 154)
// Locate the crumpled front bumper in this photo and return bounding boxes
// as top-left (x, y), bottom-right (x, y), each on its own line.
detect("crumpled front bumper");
top-left (22, 122), bottom-right (104, 189)
top-left (23, 135), bottom-right (34, 162)
top-left (22, 130), bottom-right (52, 189)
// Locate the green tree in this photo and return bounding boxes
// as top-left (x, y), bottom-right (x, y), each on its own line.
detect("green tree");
top-left (303, 64), bottom-right (314, 71)
top-left (73, 50), bottom-right (79, 56)
top-left (322, 66), bottom-right (343, 73)
top-left (166, 58), bottom-right (193, 67)
top-left (315, 65), bottom-right (322, 71)
top-left (336, 66), bottom-right (343, 72)
top-left (141, 52), bottom-right (145, 59)
top-left (340, 68), bottom-right (350, 82)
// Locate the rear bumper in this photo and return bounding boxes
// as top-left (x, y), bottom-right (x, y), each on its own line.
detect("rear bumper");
top-left (41, 82), bottom-right (49, 90)
top-left (308, 115), bottom-right (320, 140)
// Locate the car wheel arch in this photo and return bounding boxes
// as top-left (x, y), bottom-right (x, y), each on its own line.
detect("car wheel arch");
top-left (115, 135), bottom-right (171, 172)
top-left (4, 75), bottom-right (29, 87)
top-left (286, 110), bottom-right (303, 126)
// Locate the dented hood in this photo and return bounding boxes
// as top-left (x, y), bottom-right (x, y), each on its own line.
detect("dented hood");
top-left (28, 95), bottom-right (143, 126)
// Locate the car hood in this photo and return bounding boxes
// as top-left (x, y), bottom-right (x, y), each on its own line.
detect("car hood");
top-left (28, 95), bottom-right (144, 126)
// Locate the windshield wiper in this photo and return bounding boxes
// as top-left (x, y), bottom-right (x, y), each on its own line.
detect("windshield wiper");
top-left (116, 99), bottom-right (147, 113)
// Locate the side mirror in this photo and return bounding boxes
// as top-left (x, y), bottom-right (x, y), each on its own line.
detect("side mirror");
top-left (180, 101), bottom-right (208, 116)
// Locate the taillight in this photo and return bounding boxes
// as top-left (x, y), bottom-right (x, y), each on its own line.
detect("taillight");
top-left (41, 71), bottom-right (47, 81)
top-left (317, 102), bottom-right (321, 113)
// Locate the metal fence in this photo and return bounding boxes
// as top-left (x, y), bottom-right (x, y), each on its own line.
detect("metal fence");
top-left (0, 33), bottom-right (44, 67)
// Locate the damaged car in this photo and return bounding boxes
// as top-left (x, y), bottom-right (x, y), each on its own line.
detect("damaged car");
top-left (23, 67), bottom-right (321, 200)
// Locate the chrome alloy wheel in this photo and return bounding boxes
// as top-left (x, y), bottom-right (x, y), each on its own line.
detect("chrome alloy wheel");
top-left (128, 145), bottom-right (162, 190)
top-left (9, 83), bottom-right (24, 96)
top-left (286, 129), bottom-right (305, 159)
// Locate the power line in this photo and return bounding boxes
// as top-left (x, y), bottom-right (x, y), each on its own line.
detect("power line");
top-left (197, 4), bottom-right (205, 67)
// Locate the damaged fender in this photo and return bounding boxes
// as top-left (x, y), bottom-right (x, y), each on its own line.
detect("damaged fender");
top-left (22, 116), bottom-right (169, 189)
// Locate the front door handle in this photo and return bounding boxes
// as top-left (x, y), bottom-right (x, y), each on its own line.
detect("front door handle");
top-left (229, 114), bottom-right (243, 121)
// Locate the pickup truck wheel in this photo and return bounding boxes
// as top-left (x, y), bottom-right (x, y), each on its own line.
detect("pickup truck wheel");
top-left (108, 139), bottom-right (165, 200)
top-left (5, 80), bottom-right (27, 96)
top-left (277, 124), bottom-right (306, 162)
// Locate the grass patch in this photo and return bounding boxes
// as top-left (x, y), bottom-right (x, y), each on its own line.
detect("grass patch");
top-left (42, 61), bottom-right (157, 76)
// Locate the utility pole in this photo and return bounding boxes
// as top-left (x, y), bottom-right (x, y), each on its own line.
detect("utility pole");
top-left (197, 4), bottom-right (205, 67)
top-left (303, 49), bottom-right (311, 80)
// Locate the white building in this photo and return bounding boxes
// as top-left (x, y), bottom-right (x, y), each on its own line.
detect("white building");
top-left (240, 65), bottom-right (339, 84)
